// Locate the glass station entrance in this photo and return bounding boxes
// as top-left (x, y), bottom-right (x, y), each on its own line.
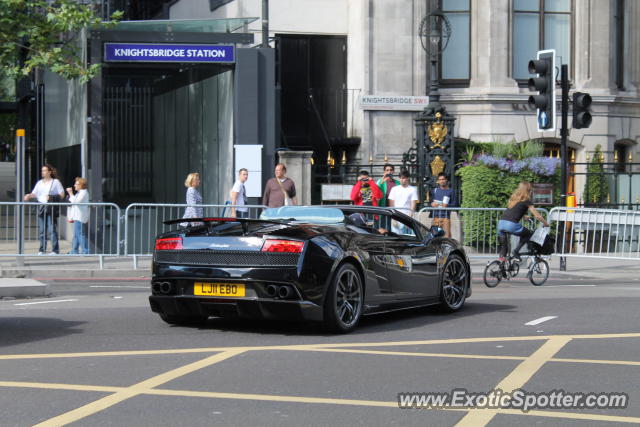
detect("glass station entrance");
top-left (102, 64), bottom-right (233, 206)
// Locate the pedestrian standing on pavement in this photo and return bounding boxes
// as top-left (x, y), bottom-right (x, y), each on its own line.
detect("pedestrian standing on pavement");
top-left (376, 164), bottom-right (400, 207)
top-left (388, 170), bottom-right (419, 215)
top-left (181, 172), bottom-right (203, 227)
top-left (350, 170), bottom-right (383, 206)
top-left (263, 163), bottom-right (297, 208)
top-left (230, 168), bottom-right (249, 218)
top-left (66, 177), bottom-right (90, 254)
top-left (388, 170), bottom-right (419, 234)
top-left (23, 164), bottom-right (65, 255)
top-left (429, 173), bottom-right (457, 238)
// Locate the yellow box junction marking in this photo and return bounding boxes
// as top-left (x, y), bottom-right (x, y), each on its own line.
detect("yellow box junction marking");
top-left (0, 332), bottom-right (634, 426)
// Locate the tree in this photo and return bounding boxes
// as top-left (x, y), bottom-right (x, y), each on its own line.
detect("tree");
top-left (0, 0), bottom-right (122, 82)
top-left (584, 144), bottom-right (610, 206)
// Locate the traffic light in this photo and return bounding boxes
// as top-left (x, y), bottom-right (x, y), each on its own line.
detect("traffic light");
top-left (572, 92), bottom-right (592, 129)
top-left (528, 49), bottom-right (556, 131)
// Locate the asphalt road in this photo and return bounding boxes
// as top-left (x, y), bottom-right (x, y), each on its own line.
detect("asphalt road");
top-left (1, 273), bottom-right (639, 427)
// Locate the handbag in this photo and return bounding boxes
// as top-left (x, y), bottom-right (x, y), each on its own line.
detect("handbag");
top-left (276, 178), bottom-right (293, 206)
top-left (530, 226), bottom-right (549, 246)
top-left (37, 180), bottom-right (60, 217)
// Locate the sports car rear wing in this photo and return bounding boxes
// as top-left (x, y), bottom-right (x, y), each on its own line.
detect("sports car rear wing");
top-left (162, 217), bottom-right (289, 226)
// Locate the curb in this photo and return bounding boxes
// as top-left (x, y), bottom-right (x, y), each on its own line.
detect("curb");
top-left (0, 269), bottom-right (150, 279)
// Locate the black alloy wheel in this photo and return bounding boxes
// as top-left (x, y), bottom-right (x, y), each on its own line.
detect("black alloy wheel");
top-left (483, 260), bottom-right (503, 288)
top-left (439, 255), bottom-right (468, 311)
top-left (324, 263), bottom-right (364, 333)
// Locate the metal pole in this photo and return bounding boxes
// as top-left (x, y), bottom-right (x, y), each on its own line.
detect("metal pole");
top-left (560, 64), bottom-right (569, 203)
top-left (16, 129), bottom-right (26, 267)
top-left (262, 0), bottom-right (269, 48)
top-left (559, 64), bottom-right (569, 271)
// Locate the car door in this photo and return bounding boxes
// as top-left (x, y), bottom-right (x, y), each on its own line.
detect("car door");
top-left (384, 214), bottom-right (440, 299)
top-left (347, 211), bottom-right (394, 298)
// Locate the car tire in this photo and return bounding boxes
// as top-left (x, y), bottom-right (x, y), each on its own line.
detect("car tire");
top-left (438, 254), bottom-right (469, 312)
top-left (323, 263), bottom-right (364, 333)
top-left (159, 313), bottom-right (208, 326)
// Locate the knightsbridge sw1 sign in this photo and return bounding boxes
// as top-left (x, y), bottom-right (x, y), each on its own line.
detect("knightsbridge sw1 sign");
top-left (103, 43), bottom-right (235, 63)
top-left (359, 95), bottom-right (430, 111)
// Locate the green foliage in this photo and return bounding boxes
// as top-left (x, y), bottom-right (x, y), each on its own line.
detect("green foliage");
top-left (512, 140), bottom-right (543, 160)
top-left (456, 140), bottom-right (544, 165)
top-left (0, 0), bottom-right (122, 82)
top-left (489, 142), bottom-right (513, 159)
top-left (0, 113), bottom-right (16, 158)
top-left (457, 164), bottom-right (559, 250)
top-left (584, 144), bottom-right (609, 205)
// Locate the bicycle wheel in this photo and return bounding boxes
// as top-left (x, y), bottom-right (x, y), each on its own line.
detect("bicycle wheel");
top-left (528, 258), bottom-right (549, 286)
top-left (483, 260), bottom-right (503, 288)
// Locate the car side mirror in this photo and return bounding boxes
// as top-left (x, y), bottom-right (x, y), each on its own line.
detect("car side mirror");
top-left (430, 226), bottom-right (445, 238)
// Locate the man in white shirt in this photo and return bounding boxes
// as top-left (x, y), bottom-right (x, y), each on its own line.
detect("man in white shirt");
top-left (388, 170), bottom-right (419, 214)
top-left (388, 170), bottom-right (419, 235)
top-left (230, 168), bottom-right (249, 218)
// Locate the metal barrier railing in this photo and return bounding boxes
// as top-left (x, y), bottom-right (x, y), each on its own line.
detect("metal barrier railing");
top-left (2, 201), bottom-right (588, 269)
top-left (549, 207), bottom-right (640, 260)
top-left (417, 207), bottom-right (549, 258)
top-left (0, 202), bottom-right (122, 265)
top-left (123, 204), bottom-right (267, 258)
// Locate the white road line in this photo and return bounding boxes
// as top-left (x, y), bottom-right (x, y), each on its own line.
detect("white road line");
top-left (541, 285), bottom-right (596, 288)
top-left (525, 316), bottom-right (558, 326)
top-left (89, 286), bottom-right (149, 289)
top-left (14, 299), bottom-right (79, 306)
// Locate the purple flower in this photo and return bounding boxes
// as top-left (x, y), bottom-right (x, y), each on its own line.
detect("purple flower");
top-left (467, 154), bottom-right (559, 176)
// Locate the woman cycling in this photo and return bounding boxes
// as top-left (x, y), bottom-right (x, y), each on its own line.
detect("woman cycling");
top-left (498, 181), bottom-right (549, 261)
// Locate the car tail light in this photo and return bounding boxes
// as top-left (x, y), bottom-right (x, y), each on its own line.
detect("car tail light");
top-left (155, 237), bottom-right (183, 250)
top-left (261, 239), bottom-right (304, 253)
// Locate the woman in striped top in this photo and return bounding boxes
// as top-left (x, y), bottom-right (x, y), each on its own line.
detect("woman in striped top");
top-left (181, 173), bottom-right (203, 226)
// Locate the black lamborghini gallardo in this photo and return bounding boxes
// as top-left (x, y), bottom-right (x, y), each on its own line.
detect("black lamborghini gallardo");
top-left (149, 206), bottom-right (471, 333)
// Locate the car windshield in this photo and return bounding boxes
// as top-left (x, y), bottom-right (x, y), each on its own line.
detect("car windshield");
top-left (260, 206), bottom-right (345, 224)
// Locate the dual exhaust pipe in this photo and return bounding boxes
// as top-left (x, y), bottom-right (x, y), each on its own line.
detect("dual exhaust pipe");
top-left (265, 284), bottom-right (294, 299)
top-left (152, 281), bottom-right (173, 295)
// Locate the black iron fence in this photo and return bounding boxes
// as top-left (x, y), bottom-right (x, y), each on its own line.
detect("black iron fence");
top-left (570, 161), bottom-right (640, 210)
top-left (311, 162), bottom-right (462, 206)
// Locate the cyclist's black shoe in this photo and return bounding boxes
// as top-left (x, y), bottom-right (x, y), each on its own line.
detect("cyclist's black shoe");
top-left (512, 252), bottom-right (522, 262)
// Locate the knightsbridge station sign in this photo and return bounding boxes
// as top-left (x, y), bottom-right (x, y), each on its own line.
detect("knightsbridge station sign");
top-left (104, 43), bottom-right (235, 63)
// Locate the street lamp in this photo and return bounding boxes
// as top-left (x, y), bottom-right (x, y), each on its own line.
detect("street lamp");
top-left (418, 5), bottom-right (451, 111)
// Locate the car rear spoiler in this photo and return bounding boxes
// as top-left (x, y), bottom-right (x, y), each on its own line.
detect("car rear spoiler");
top-left (163, 217), bottom-right (289, 226)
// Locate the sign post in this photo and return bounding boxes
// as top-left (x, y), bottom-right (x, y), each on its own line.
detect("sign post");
top-left (15, 129), bottom-right (25, 266)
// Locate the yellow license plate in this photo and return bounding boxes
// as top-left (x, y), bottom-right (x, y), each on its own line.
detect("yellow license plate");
top-left (194, 282), bottom-right (245, 297)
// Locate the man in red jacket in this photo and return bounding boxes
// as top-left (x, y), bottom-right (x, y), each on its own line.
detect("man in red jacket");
top-left (350, 170), bottom-right (382, 206)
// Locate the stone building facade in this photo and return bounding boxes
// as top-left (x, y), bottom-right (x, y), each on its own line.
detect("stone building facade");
top-left (170, 0), bottom-right (640, 204)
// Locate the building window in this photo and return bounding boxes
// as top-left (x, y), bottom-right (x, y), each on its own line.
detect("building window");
top-left (441, 0), bottom-right (470, 85)
top-left (513, 0), bottom-right (572, 81)
top-left (614, 144), bottom-right (627, 173)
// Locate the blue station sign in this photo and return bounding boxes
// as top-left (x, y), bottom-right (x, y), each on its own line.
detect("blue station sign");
top-left (104, 43), bottom-right (235, 63)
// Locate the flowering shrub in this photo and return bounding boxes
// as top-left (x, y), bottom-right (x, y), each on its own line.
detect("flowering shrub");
top-left (456, 153), bottom-right (561, 250)
top-left (472, 154), bottom-right (560, 176)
